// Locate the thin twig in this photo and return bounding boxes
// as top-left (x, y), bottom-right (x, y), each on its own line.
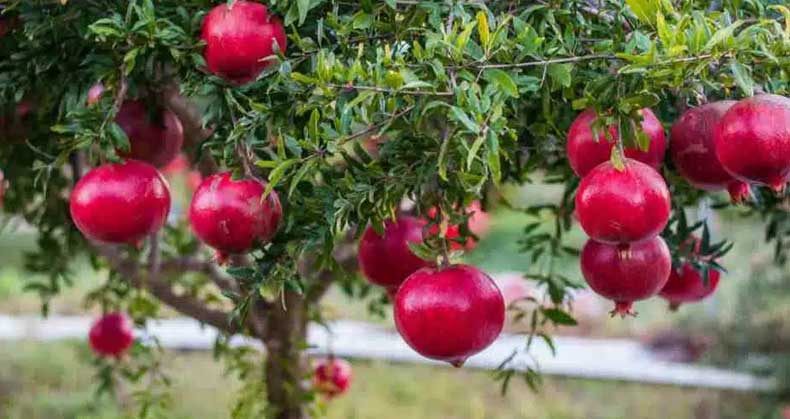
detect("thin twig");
top-left (326, 83), bottom-right (453, 97)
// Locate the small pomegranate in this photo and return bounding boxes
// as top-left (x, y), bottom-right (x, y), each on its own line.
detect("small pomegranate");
top-left (0, 169), bottom-right (4, 207)
top-left (189, 173), bottom-right (282, 262)
top-left (715, 94), bottom-right (790, 192)
top-left (202, 1), bottom-right (287, 84)
top-left (89, 312), bottom-right (135, 358)
top-left (86, 83), bottom-right (105, 106)
top-left (581, 236), bottom-right (672, 316)
top-left (358, 216), bottom-right (433, 292)
top-left (426, 201), bottom-right (490, 251)
top-left (116, 100), bottom-right (184, 168)
top-left (70, 160), bottom-right (171, 245)
top-left (671, 101), bottom-right (750, 202)
top-left (394, 264), bottom-right (505, 367)
top-left (313, 357), bottom-right (353, 398)
top-left (566, 108), bottom-right (666, 177)
top-left (575, 158), bottom-right (671, 245)
top-left (659, 264), bottom-right (721, 310)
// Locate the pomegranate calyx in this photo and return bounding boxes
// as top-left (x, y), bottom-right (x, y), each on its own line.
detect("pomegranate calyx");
top-left (727, 181), bottom-right (752, 204)
top-left (610, 301), bottom-right (637, 318)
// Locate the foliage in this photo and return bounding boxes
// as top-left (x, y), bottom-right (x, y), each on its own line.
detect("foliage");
top-left (0, 0), bottom-right (789, 417)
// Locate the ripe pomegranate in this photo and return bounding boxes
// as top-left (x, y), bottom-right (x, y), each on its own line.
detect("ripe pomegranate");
top-left (89, 312), bottom-right (135, 358)
top-left (202, 1), bottom-right (287, 84)
top-left (715, 94), bottom-right (790, 192)
top-left (394, 264), bottom-right (505, 367)
top-left (358, 216), bottom-right (433, 292)
top-left (581, 236), bottom-right (672, 316)
top-left (659, 263), bottom-right (721, 310)
top-left (87, 83), bottom-right (105, 106)
top-left (567, 108), bottom-right (666, 177)
top-left (189, 173), bottom-right (282, 262)
top-left (671, 101), bottom-right (751, 202)
top-left (116, 100), bottom-right (184, 168)
top-left (313, 357), bottom-right (353, 398)
top-left (70, 160), bottom-right (171, 245)
top-left (575, 158), bottom-right (671, 245)
top-left (426, 201), bottom-right (490, 251)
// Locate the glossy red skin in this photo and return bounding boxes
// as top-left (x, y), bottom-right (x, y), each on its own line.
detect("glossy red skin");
top-left (358, 216), bottom-right (433, 291)
top-left (715, 94), bottom-right (790, 192)
top-left (313, 358), bottom-right (353, 398)
top-left (201, 1), bottom-right (287, 84)
top-left (394, 264), bottom-right (505, 367)
top-left (575, 158), bottom-right (671, 245)
top-left (89, 312), bottom-right (134, 358)
top-left (581, 236), bottom-right (672, 316)
top-left (426, 201), bottom-right (490, 251)
top-left (659, 263), bottom-right (720, 309)
top-left (70, 160), bottom-right (171, 245)
top-left (671, 101), bottom-right (751, 202)
top-left (116, 100), bottom-right (184, 168)
top-left (189, 173), bottom-right (282, 260)
top-left (567, 108), bottom-right (666, 177)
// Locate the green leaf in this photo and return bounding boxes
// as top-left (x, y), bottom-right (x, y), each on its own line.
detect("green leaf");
top-left (263, 159), bottom-right (298, 199)
top-left (449, 107), bottom-right (480, 133)
top-left (704, 21), bottom-right (743, 51)
top-left (625, 0), bottom-right (660, 26)
top-left (541, 308), bottom-right (578, 326)
top-left (548, 64), bottom-right (572, 88)
top-left (730, 62), bottom-right (754, 96)
top-left (296, 0), bottom-right (311, 25)
top-left (484, 69), bottom-right (519, 98)
top-left (476, 11), bottom-right (490, 51)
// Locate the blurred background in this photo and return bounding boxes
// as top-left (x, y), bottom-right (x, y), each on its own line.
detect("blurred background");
top-left (0, 165), bottom-right (788, 419)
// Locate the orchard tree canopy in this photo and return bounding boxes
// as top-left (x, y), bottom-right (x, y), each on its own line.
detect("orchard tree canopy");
top-left (0, 0), bottom-right (789, 418)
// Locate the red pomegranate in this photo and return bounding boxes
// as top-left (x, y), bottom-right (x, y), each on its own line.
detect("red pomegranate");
top-left (313, 357), bottom-right (353, 398)
top-left (671, 101), bottom-right (750, 202)
top-left (116, 100), bottom-right (184, 168)
top-left (70, 160), bottom-right (171, 245)
top-left (426, 201), bottom-right (490, 251)
top-left (567, 108), bottom-right (666, 177)
top-left (659, 263), bottom-right (721, 310)
top-left (189, 173), bottom-right (282, 262)
top-left (394, 264), bottom-right (505, 367)
top-left (201, 1), bottom-right (287, 84)
top-left (575, 158), bottom-right (671, 245)
top-left (0, 18), bottom-right (10, 39)
top-left (87, 83), bottom-right (105, 106)
top-left (89, 312), bottom-right (135, 358)
top-left (358, 216), bottom-right (433, 292)
top-left (581, 236), bottom-right (672, 317)
top-left (715, 94), bottom-right (790, 192)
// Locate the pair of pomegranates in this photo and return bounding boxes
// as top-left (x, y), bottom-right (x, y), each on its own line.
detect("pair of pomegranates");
top-left (358, 214), bottom-right (504, 367)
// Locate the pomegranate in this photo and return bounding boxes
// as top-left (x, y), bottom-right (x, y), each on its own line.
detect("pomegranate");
top-left (714, 94), bottom-right (790, 192)
top-left (580, 236), bottom-right (672, 316)
top-left (575, 158), bottom-right (671, 245)
top-left (0, 18), bottom-right (9, 39)
top-left (0, 169), bottom-right (4, 207)
top-left (89, 312), bottom-right (135, 358)
top-left (70, 160), bottom-right (171, 245)
top-left (358, 216), bottom-right (433, 292)
top-left (426, 201), bottom-right (490, 251)
top-left (313, 357), bottom-right (353, 398)
top-left (189, 173), bottom-right (282, 262)
top-left (116, 100), bottom-right (184, 168)
top-left (394, 264), bottom-right (505, 367)
top-left (659, 263), bottom-right (721, 310)
top-left (566, 108), bottom-right (666, 177)
top-left (671, 101), bottom-right (750, 202)
top-left (0, 100), bottom-right (34, 143)
top-left (86, 83), bottom-right (105, 106)
top-left (202, 1), bottom-right (287, 84)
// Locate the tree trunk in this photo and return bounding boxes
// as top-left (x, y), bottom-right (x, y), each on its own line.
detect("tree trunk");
top-left (263, 290), bottom-right (309, 419)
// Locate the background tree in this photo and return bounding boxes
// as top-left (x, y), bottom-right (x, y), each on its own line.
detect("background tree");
top-left (0, 0), bottom-right (788, 418)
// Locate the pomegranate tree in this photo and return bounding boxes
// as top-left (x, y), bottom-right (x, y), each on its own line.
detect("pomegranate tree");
top-left (581, 236), bottom-right (672, 316)
top-left (357, 216), bottom-right (433, 292)
top-left (189, 173), bottom-right (282, 262)
top-left (312, 357), bottom-right (353, 399)
top-left (671, 101), bottom-right (751, 202)
top-left (715, 94), bottom-right (790, 192)
top-left (575, 158), bottom-right (671, 245)
top-left (394, 264), bottom-right (505, 366)
top-left (201, 1), bottom-right (287, 84)
top-left (116, 100), bottom-right (184, 168)
top-left (566, 108), bottom-right (666, 177)
top-left (89, 312), bottom-right (135, 358)
top-left (70, 160), bottom-right (171, 245)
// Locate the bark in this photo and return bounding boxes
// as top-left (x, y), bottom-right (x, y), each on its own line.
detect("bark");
top-left (262, 290), bottom-right (310, 419)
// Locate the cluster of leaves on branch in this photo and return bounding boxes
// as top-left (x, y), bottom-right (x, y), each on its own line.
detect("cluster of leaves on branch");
top-left (1, 0), bottom-right (789, 416)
